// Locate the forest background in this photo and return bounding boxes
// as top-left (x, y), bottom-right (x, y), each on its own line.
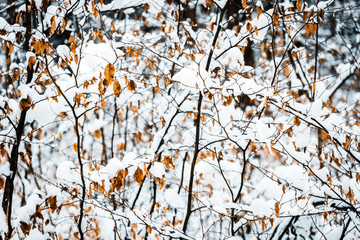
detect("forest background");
top-left (0, 0), bottom-right (360, 239)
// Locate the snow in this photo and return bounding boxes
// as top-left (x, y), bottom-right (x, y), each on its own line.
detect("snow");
top-left (274, 165), bottom-right (309, 191)
top-left (56, 45), bottom-right (71, 60)
top-left (15, 194), bottom-right (43, 223)
top-left (172, 62), bottom-right (213, 94)
top-left (150, 161), bottom-right (165, 178)
top-left (0, 0), bottom-right (358, 239)
top-left (318, 0), bottom-right (335, 9)
top-left (106, 157), bottom-right (124, 178)
top-left (56, 161), bottom-right (81, 184)
top-left (212, 0), bottom-right (227, 8)
top-left (0, 161), bottom-right (10, 176)
top-left (250, 12), bottom-right (270, 42)
top-left (33, 0), bottom-right (43, 9)
top-left (27, 100), bottom-right (58, 126)
top-left (0, 17), bottom-right (9, 30)
top-left (164, 189), bottom-right (185, 208)
top-left (100, 0), bottom-right (145, 11)
top-left (0, 208), bottom-right (6, 232)
top-left (247, 198), bottom-right (274, 217)
top-left (25, 229), bottom-right (45, 240)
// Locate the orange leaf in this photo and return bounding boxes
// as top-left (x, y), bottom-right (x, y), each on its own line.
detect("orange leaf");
top-left (296, 0), bottom-right (302, 11)
top-left (210, 22), bottom-right (216, 32)
top-left (344, 135), bottom-right (351, 149)
top-left (113, 80), bottom-right (121, 96)
top-left (164, 156), bottom-right (175, 169)
top-left (269, 218), bottom-right (274, 227)
top-left (19, 96), bottom-right (31, 111)
top-left (127, 80), bottom-right (137, 92)
top-left (20, 222), bottom-right (31, 236)
top-left (273, 12), bottom-right (280, 27)
top-left (284, 65), bottom-right (290, 77)
top-left (8, 42), bottom-right (14, 54)
top-left (156, 12), bottom-right (162, 20)
top-left (0, 177), bottom-right (4, 189)
top-left (94, 129), bottom-right (102, 139)
top-left (48, 196), bottom-right (57, 213)
top-left (293, 116), bottom-right (301, 126)
top-left (235, 26), bottom-right (242, 37)
top-left (144, 3), bottom-right (150, 10)
top-left (104, 63), bottom-right (115, 83)
top-left (50, 16), bottom-right (56, 35)
top-left (73, 143), bottom-right (78, 152)
top-left (257, 7), bottom-right (262, 20)
top-left (323, 211), bottom-right (328, 220)
top-left (261, 41), bottom-right (265, 52)
top-left (96, 29), bottom-right (103, 42)
top-left (28, 56), bottom-right (36, 69)
top-left (241, 0), bottom-right (246, 9)
top-left (133, 166), bottom-right (144, 185)
top-left (275, 202), bottom-right (280, 217)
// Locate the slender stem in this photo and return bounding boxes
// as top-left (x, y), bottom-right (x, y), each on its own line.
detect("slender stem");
top-left (182, 2), bottom-right (230, 235)
top-left (2, 1), bottom-right (33, 238)
top-left (312, 8), bottom-right (319, 102)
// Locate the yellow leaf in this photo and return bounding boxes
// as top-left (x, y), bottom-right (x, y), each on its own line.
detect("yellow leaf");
top-left (275, 202), bottom-right (280, 217)
top-left (146, 225), bottom-right (152, 234)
